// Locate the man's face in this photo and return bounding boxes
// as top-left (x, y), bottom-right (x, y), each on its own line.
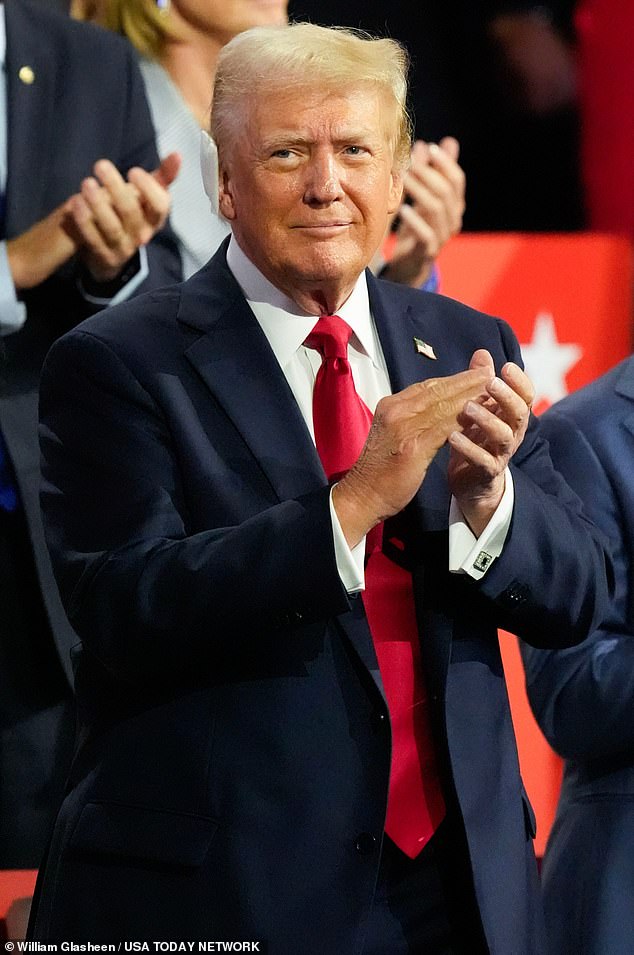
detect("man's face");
top-left (172, 0), bottom-right (288, 41)
top-left (218, 85), bottom-right (404, 311)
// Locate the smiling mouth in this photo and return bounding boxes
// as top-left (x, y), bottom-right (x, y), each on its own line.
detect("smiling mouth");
top-left (292, 223), bottom-right (352, 231)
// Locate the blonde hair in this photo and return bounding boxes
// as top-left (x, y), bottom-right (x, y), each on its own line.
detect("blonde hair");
top-left (70, 0), bottom-right (180, 60)
top-left (211, 22), bottom-right (413, 171)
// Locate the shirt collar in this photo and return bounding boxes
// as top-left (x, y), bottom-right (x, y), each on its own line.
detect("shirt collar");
top-left (226, 234), bottom-right (382, 372)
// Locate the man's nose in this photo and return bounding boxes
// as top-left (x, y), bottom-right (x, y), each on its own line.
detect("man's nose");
top-left (303, 154), bottom-right (344, 204)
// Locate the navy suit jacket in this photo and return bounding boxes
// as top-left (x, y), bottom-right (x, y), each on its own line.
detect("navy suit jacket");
top-left (31, 246), bottom-right (612, 952)
top-left (0, 0), bottom-right (181, 867)
top-left (522, 356), bottom-right (634, 955)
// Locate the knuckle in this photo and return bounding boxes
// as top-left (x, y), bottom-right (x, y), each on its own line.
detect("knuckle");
top-left (105, 231), bottom-right (124, 252)
top-left (379, 404), bottom-right (400, 430)
top-left (422, 378), bottom-right (456, 411)
top-left (374, 395), bottom-right (389, 418)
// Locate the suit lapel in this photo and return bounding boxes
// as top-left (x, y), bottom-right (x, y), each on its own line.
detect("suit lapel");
top-left (4, 0), bottom-right (57, 236)
top-left (368, 273), bottom-right (454, 532)
top-left (180, 250), bottom-right (325, 504)
top-left (368, 274), bottom-right (455, 694)
top-left (180, 252), bottom-right (390, 704)
top-left (367, 271), bottom-right (444, 393)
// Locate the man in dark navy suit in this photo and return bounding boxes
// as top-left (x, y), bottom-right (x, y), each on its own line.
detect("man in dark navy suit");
top-left (31, 21), bottom-right (611, 953)
top-left (0, 0), bottom-right (181, 867)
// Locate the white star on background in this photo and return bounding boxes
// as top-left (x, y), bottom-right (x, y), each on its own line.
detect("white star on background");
top-left (520, 312), bottom-right (582, 409)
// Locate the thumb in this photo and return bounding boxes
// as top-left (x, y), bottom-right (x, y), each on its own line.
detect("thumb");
top-left (469, 348), bottom-right (495, 375)
top-left (153, 151), bottom-right (182, 188)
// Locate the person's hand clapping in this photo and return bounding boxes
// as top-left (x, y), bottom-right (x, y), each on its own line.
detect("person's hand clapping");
top-left (333, 363), bottom-right (493, 547)
top-left (448, 349), bottom-right (534, 535)
top-left (65, 152), bottom-right (181, 282)
top-left (380, 136), bottom-right (465, 289)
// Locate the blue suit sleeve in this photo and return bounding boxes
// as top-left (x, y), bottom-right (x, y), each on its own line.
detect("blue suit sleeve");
top-left (521, 408), bottom-right (634, 760)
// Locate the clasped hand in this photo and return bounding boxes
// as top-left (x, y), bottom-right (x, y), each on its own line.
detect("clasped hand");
top-left (7, 153), bottom-right (180, 290)
top-left (379, 136), bottom-right (465, 289)
top-left (67, 153), bottom-right (180, 282)
top-left (333, 349), bottom-right (534, 547)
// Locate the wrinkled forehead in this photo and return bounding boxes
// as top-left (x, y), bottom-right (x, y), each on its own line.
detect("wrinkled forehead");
top-left (224, 81), bottom-right (401, 160)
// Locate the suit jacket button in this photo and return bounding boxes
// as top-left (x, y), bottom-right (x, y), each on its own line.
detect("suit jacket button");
top-left (355, 832), bottom-right (377, 855)
top-left (371, 710), bottom-right (387, 732)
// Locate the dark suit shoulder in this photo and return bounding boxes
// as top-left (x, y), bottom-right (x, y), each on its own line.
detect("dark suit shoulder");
top-left (543, 355), bottom-right (634, 430)
top-left (8, 0), bottom-right (138, 66)
top-left (373, 272), bottom-right (506, 330)
top-left (371, 273), bottom-right (517, 367)
top-left (65, 282), bottom-right (185, 353)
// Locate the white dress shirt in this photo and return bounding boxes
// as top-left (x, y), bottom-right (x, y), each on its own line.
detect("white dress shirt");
top-left (226, 236), bottom-right (513, 591)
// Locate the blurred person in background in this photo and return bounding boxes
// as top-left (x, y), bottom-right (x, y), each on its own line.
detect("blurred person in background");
top-left (0, 0), bottom-right (180, 868)
top-left (521, 355), bottom-right (634, 955)
top-left (72, 0), bottom-right (466, 288)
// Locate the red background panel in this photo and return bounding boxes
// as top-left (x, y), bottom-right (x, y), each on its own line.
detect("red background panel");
top-left (437, 232), bottom-right (633, 856)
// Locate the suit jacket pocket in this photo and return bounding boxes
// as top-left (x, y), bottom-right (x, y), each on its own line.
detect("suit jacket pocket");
top-left (69, 801), bottom-right (218, 867)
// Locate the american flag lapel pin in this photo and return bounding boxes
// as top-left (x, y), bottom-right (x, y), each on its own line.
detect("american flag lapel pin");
top-left (413, 337), bottom-right (437, 360)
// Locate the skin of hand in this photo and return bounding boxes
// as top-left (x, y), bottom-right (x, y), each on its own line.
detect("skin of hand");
top-left (64, 151), bottom-right (181, 282)
top-left (6, 153), bottom-right (181, 291)
top-left (332, 361), bottom-right (494, 548)
top-left (379, 136), bottom-right (465, 288)
top-left (6, 200), bottom-right (78, 290)
top-left (447, 349), bottom-right (535, 536)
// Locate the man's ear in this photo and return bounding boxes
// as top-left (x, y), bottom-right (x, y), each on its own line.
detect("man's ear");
top-left (218, 167), bottom-right (237, 221)
top-left (200, 130), bottom-right (220, 215)
top-left (388, 170), bottom-right (404, 215)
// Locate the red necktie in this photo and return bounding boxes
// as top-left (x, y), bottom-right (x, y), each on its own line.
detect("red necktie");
top-left (305, 316), bottom-right (445, 858)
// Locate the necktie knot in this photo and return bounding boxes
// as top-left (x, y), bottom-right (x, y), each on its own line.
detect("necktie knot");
top-left (304, 315), bottom-right (352, 360)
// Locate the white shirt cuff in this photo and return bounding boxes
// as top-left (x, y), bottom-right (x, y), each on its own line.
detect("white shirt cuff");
top-left (448, 468), bottom-right (514, 579)
top-left (329, 485), bottom-right (366, 594)
top-left (77, 245), bottom-right (149, 307)
top-left (0, 242), bottom-right (27, 335)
